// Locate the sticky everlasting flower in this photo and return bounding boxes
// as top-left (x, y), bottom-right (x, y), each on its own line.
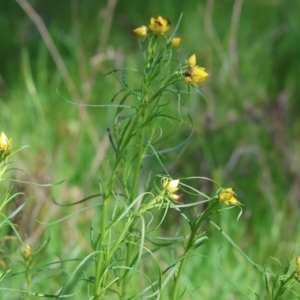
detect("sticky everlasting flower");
top-left (184, 54), bottom-right (209, 85)
top-left (218, 188), bottom-right (238, 205)
top-left (171, 37), bottom-right (181, 46)
top-left (133, 26), bottom-right (148, 37)
top-left (149, 16), bottom-right (170, 34)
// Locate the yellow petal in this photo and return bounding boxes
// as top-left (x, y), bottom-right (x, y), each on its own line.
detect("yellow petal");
top-left (228, 197), bottom-right (238, 205)
top-left (191, 66), bottom-right (209, 83)
top-left (186, 54), bottom-right (196, 67)
top-left (150, 17), bottom-right (156, 26)
top-left (156, 16), bottom-right (165, 25)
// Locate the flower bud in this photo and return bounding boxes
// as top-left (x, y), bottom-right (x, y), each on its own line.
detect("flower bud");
top-left (133, 26), bottom-right (148, 37)
top-left (171, 37), bottom-right (181, 46)
top-left (23, 244), bottom-right (32, 260)
top-left (0, 131), bottom-right (10, 154)
top-left (218, 188), bottom-right (239, 205)
top-left (168, 193), bottom-right (181, 202)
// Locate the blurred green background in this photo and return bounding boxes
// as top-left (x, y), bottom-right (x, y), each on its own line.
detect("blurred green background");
top-left (1, 0), bottom-right (300, 298)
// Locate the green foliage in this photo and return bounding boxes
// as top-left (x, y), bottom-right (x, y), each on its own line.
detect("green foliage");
top-left (1, 0), bottom-right (300, 299)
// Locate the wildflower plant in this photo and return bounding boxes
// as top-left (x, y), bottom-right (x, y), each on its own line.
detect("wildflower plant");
top-left (0, 132), bottom-right (25, 283)
top-left (51, 13), bottom-right (300, 300)
top-left (72, 14), bottom-right (237, 299)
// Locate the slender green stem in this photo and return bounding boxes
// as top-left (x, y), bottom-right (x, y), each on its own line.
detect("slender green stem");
top-left (94, 193), bottom-right (109, 297)
top-left (172, 201), bottom-right (219, 299)
top-left (120, 112), bottom-right (148, 299)
top-left (94, 47), bottom-right (181, 298)
top-left (25, 264), bottom-right (32, 300)
top-left (94, 101), bottom-right (148, 298)
top-left (273, 272), bottom-right (295, 300)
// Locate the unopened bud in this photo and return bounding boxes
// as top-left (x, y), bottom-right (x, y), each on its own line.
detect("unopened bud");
top-left (23, 244), bottom-right (32, 260)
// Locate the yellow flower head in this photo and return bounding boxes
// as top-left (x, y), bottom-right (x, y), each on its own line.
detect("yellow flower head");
top-left (0, 131), bottom-right (11, 155)
top-left (218, 188), bottom-right (238, 205)
top-left (149, 16), bottom-right (170, 34)
top-left (22, 244), bottom-right (32, 260)
top-left (184, 67), bottom-right (209, 85)
top-left (184, 54), bottom-right (209, 85)
top-left (171, 37), bottom-right (181, 46)
top-left (133, 26), bottom-right (148, 37)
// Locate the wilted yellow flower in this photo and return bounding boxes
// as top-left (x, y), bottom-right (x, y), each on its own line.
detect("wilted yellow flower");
top-left (133, 26), bottom-right (148, 37)
top-left (168, 193), bottom-right (181, 201)
top-left (23, 244), bottom-right (32, 260)
top-left (171, 37), bottom-right (181, 46)
top-left (162, 178), bottom-right (181, 201)
top-left (0, 131), bottom-right (11, 154)
top-left (166, 179), bottom-right (180, 193)
top-left (218, 188), bottom-right (238, 205)
top-left (149, 16), bottom-right (170, 34)
top-left (184, 54), bottom-right (209, 85)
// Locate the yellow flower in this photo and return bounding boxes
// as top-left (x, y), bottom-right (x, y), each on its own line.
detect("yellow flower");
top-left (184, 67), bottom-right (209, 84)
top-left (184, 54), bottom-right (209, 85)
top-left (0, 131), bottom-right (10, 154)
top-left (149, 16), bottom-right (170, 34)
top-left (218, 188), bottom-right (238, 205)
top-left (133, 26), bottom-right (148, 37)
top-left (296, 256), bottom-right (300, 267)
top-left (22, 244), bottom-right (32, 260)
top-left (171, 37), bottom-right (181, 46)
